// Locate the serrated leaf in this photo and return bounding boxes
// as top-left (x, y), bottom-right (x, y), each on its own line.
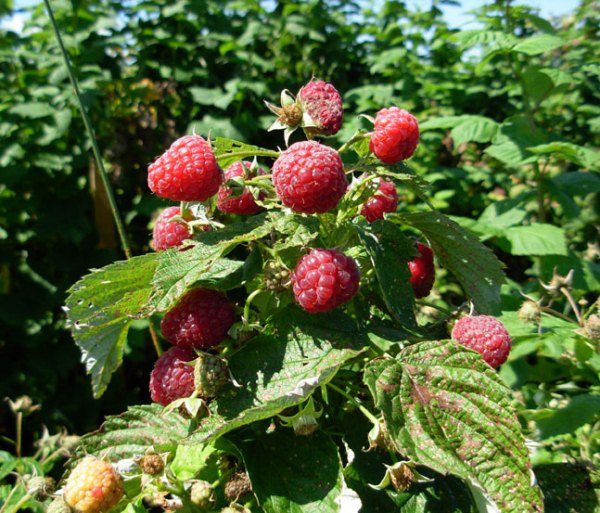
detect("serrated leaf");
top-left (8, 102), bottom-right (54, 118)
top-left (450, 117), bottom-right (499, 145)
top-left (512, 34), bottom-right (564, 55)
top-left (529, 143), bottom-right (600, 171)
top-left (151, 245), bottom-right (244, 312)
top-left (186, 308), bottom-right (363, 444)
top-left (232, 429), bottom-right (344, 513)
top-left (484, 116), bottom-right (546, 168)
top-left (391, 212), bottom-right (505, 315)
top-left (356, 221), bottom-right (418, 331)
top-left (364, 340), bottom-right (543, 513)
top-left (65, 254), bottom-right (159, 397)
top-left (75, 405), bottom-right (192, 462)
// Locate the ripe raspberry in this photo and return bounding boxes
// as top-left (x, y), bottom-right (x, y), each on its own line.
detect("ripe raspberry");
top-left (161, 288), bottom-right (235, 349)
top-left (151, 206), bottom-right (192, 251)
top-left (298, 79), bottom-right (343, 136)
top-left (148, 135), bottom-right (223, 201)
top-left (272, 141), bottom-right (347, 214)
top-left (64, 457), bottom-right (124, 513)
top-left (408, 242), bottom-right (435, 299)
top-left (291, 249), bottom-right (360, 313)
top-left (370, 107), bottom-right (419, 164)
top-left (217, 161), bottom-right (263, 215)
top-left (360, 178), bottom-right (398, 222)
top-left (451, 315), bottom-right (511, 368)
top-left (149, 346), bottom-right (196, 406)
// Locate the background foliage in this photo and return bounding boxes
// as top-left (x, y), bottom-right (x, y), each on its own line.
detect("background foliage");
top-left (0, 0), bottom-right (598, 509)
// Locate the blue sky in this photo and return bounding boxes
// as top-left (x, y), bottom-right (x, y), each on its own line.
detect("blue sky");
top-left (3, 0), bottom-right (582, 32)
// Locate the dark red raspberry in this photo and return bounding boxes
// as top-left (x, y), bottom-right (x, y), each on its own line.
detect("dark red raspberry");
top-left (149, 346), bottom-right (196, 406)
top-left (161, 288), bottom-right (235, 349)
top-left (148, 135), bottom-right (223, 201)
top-left (291, 249), bottom-right (360, 313)
top-left (408, 242), bottom-right (435, 298)
top-left (272, 141), bottom-right (347, 214)
top-left (360, 178), bottom-right (398, 222)
top-left (298, 79), bottom-right (343, 136)
top-left (451, 315), bottom-right (511, 368)
top-left (217, 161), bottom-right (263, 215)
top-left (370, 107), bottom-right (419, 164)
top-left (151, 207), bottom-right (191, 251)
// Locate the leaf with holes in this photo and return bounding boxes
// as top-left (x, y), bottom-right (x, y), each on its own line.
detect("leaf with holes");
top-left (64, 254), bottom-right (159, 398)
top-left (73, 405), bottom-right (191, 463)
top-left (364, 340), bottom-right (543, 513)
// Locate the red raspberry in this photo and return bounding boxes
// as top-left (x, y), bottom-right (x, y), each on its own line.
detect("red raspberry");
top-left (151, 206), bottom-right (191, 251)
top-left (64, 457), bottom-right (124, 513)
top-left (148, 135), bottom-right (223, 201)
top-left (408, 242), bottom-right (435, 298)
top-left (217, 161), bottom-right (263, 215)
top-left (360, 178), bottom-right (398, 222)
top-left (149, 346), bottom-right (196, 406)
top-left (451, 315), bottom-right (511, 368)
top-left (298, 79), bottom-right (343, 136)
top-left (161, 288), bottom-right (235, 349)
top-left (272, 141), bottom-right (347, 214)
top-left (291, 249), bottom-right (360, 313)
top-left (370, 107), bottom-right (419, 164)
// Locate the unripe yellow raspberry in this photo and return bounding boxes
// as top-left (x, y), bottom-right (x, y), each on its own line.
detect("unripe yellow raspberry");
top-left (64, 457), bottom-right (124, 513)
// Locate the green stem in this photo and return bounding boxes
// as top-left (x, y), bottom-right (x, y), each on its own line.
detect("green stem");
top-left (0, 492), bottom-right (30, 513)
top-left (328, 382), bottom-right (379, 425)
top-left (243, 288), bottom-right (263, 325)
top-left (43, 0), bottom-right (131, 260)
top-left (211, 467), bottom-right (235, 488)
top-left (219, 150), bottom-right (280, 161)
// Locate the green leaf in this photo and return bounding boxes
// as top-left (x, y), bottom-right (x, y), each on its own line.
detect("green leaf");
top-left (186, 308), bottom-right (362, 444)
top-left (391, 212), bottom-right (505, 315)
top-left (189, 86), bottom-right (235, 110)
top-left (65, 254), bottom-right (159, 397)
top-left (552, 171), bottom-right (600, 194)
top-left (450, 117), bottom-right (499, 145)
top-left (233, 429), bottom-right (344, 513)
top-left (364, 340), bottom-right (543, 513)
top-left (170, 442), bottom-right (225, 483)
top-left (484, 115), bottom-right (546, 167)
top-left (512, 35), bottom-right (564, 55)
top-left (356, 221), bottom-right (418, 331)
top-left (151, 245), bottom-right (244, 312)
top-left (498, 224), bottom-right (568, 256)
top-left (535, 463), bottom-right (600, 513)
top-left (522, 394), bottom-right (600, 440)
top-left (529, 143), bottom-right (600, 171)
top-left (8, 102), bottom-right (54, 118)
top-left (75, 405), bottom-right (192, 462)
top-left (522, 68), bottom-right (555, 105)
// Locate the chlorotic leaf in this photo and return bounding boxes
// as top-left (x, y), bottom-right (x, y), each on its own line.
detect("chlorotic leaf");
top-left (364, 340), bottom-right (543, 513)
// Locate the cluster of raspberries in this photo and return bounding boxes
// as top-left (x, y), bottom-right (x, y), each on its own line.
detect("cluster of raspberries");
top-left (145, 78), bottom-right (508, 410)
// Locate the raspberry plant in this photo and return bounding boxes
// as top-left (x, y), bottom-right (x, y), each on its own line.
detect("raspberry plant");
top-left (60, 78), bottom-right (544, 513)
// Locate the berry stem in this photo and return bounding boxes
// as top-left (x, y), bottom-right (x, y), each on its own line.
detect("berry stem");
top-left (338, 131), bottom-right (369, 154)
top-left (43, 0), bottom-right (131, 260)
top-left (327, 382), bottom-right (379, 426)
top-left (218, 150), bottom-right (280, 161)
